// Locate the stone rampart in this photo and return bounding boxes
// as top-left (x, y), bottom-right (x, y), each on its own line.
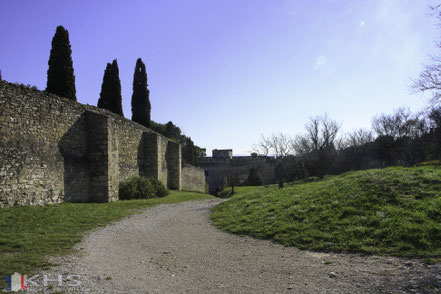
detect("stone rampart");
top-left (0, 81), bottom-right (204, 207)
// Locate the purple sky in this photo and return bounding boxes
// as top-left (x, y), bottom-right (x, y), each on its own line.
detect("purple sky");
top-left (0, 0), bottom-right (439, 155)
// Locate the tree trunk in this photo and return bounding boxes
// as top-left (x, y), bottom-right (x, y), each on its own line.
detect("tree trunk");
top-left (278, 178), bottom-right (284, 188)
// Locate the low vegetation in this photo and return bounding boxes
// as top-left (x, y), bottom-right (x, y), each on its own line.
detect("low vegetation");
top-left (217, 186), bottom-right (264, 198)
top-left (0, 190), bottom-right (214, 282)
top-left (211, 164), bottom-right (441, 260)
top-left (119, 176), bottom-right (169, 199)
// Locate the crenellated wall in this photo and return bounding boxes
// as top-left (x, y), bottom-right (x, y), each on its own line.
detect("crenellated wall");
top-left (0, 81), bottom-right (204, 207)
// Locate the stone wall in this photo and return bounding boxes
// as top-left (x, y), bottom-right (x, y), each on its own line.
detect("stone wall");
top-left (0, 83), bottom-right (89, 206)
top-left (86, 111), bottom-right (119, 202)
top-left (182, 165), bottom-right (206, 193)
top-left (0, 81), bottom-right (205, 207)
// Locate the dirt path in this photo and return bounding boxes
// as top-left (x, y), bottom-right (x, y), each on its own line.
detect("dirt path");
top-left (30, 199), bottom-right (440, 293)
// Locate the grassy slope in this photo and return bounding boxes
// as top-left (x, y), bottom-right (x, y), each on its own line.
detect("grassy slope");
top-left (0, 191), bottom-right (214, 278)
top-left (217, 186), bottom-right (262, 198)
top-left (211, 165), bottom-right (441, 259)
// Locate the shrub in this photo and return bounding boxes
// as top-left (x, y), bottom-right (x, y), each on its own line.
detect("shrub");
top-left (148, 177), bottom-right (169, 197)
top-left (119, 176), bottom-right (169, 200)
top-left (119, 177), bottom-right (155, 200)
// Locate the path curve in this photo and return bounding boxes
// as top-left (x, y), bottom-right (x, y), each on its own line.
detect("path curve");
top-left (31, 199), bottom-right (440, 293)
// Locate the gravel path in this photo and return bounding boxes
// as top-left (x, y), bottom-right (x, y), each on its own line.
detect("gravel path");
top-left (29, 199), bottom-right (441, 293)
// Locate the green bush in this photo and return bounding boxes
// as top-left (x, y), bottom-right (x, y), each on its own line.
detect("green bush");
top-left (148, 177), bottom-right (169, 197)
top-left (118, 177), bottom-right (168, 200)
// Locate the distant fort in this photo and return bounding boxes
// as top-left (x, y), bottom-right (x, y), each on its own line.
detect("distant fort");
top-left (200, 149), bottom-right (275, 195)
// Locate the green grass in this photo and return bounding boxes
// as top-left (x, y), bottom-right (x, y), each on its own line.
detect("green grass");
top-left (217, 186), bottom-right (264, 198)
top-left (211, 165), bottom-right (441, 259)
top-left (0, 190), bottom-right (214, 280)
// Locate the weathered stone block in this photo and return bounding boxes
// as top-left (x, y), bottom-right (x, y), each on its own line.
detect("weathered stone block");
top-left (86, 110), bottom-right (119, 203)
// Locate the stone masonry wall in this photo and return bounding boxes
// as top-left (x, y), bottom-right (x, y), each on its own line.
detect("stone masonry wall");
top-left (0, 83), bottom-right (89, 206)
top-left (86, 111), bottom-right (119, 202)
top-left (140, 132), bottom-right (170, 187)
top-left (182, 165), bottom-right (206, 193)
top-left (0, 81), bottom-right (205, 207)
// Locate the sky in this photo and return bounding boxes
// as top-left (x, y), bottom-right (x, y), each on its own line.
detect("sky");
top-left (0, 0), bottom-right (440, 155)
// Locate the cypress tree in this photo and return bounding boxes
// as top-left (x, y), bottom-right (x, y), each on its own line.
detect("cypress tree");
top-left (131, 58), bottom-right (151, 127)
top-left (97, 63), bottom-right (111, 110)
top-left (97, 59), bottom-right (123, 116)
top-left (46, 25), bottom-right (76, 101)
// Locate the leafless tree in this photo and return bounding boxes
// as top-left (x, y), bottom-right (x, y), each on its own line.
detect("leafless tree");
top-left (372, 108), bottom-right (406, 138)
top-left (412, 55), bottom-right (441, 107)
top-left (252, 132), bottom-right (296, 188)
top-left (219, 164), bottom-right (241, 195)
top-left (429, 106), bottom-right (441, 128)
top-left (293, 114), bottom-right (340, 156)
top-left (340, 128), bottom-right (374, 170)
top-left (347, 128), bottom-right (374, 148)
top-left (428, 106), bottom-right (441, 158)
top-left (412, 4), bottom-right (441, 107)
top-left (253, 132), bottom-right (294, 157)
top-left (372, 107), bottom-right (428, 139)
top-left (293, 114), bottom-right (341, 177)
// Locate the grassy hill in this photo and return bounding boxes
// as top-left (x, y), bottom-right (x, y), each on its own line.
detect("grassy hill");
top-left (210, 164), bottom-right (441, 259)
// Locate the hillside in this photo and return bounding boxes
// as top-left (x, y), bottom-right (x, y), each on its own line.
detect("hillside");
top-left (211, 164), bottom-right (441, 259)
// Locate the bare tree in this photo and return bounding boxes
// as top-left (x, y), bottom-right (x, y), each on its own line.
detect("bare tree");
top-left (372, 108), bottom-right (427, 139)
top-left (220, 164), bottom-right (241, 195)
top-left (293, 114), bottom-right (341, 177)
top-left (253, 133), bottom-right (294, 157)
top-left (428, 106), bottom-right (441, 158)
top-left (253, 132), bottom-right (295, 188)
top-left (293, 114), bottom-right (340, 155)
top-left (429, 106), bottom-right (441, 129)
top-left (339, 128), bottom-right (374, 170)
top-left (347, 128), bottom-right (374, 148)
top-left (412, 4), bottom-right (441, 107)
top-left (372, 110), bottom-right (403, 138)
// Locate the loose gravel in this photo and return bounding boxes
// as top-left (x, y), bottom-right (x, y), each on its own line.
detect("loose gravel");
top-left (28, 199), bottom-right (441, 293)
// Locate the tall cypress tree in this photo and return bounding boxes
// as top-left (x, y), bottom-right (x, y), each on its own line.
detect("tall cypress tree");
top-left (109, 59), bottom-right (123, 115)
top-left (46, 25), bottom-right (76, 101)
top-left (97, 60), bottom-right (123, 116)
top-left (97, 63), bottom-right (112, 110)
top-left (131, 58), bottom-right (151, 127)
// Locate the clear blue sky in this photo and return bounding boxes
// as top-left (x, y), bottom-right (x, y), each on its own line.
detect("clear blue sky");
top-left (0, 0), bottom-right (439, 155)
